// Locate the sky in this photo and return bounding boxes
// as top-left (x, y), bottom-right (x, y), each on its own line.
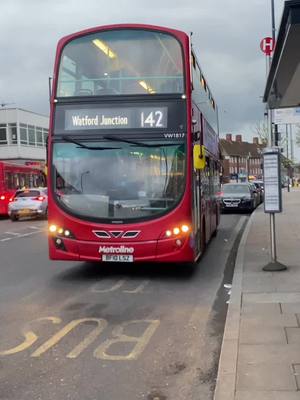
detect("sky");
top-left (1, 0), bottom-right (297, 158)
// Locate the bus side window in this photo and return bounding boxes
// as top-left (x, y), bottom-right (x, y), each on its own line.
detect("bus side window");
top-left (13, 173), bottom-right (19, 189)
top-left (5, 172), bottom-right (13, 189)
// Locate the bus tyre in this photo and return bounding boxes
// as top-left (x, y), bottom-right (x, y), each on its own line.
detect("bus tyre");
top-left (200, 220), bottom-right (206, 253)
top-left (212, 209), bottom-right (218, 237)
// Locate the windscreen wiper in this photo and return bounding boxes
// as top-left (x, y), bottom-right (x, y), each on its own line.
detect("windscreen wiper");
top-left (102, 135), bottom-right (180, 148)
top-left (60, 135), bottom-right (120, 150)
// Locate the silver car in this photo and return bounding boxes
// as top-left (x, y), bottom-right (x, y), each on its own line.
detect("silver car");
top-left (8, 188), bottom-right (48, 221)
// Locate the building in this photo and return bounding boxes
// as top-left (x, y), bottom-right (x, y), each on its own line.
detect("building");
top-left (220, 134), bottom-right (264, 183)
top-left (0, 108), bottom-right (49, 164)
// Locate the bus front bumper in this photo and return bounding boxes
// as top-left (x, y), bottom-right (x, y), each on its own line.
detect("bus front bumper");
top-left (49, 236), bottom-right (195, 263)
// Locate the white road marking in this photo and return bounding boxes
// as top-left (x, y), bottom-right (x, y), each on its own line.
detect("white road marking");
top-left (17, 231), bottom-right (43, 238)
top-left (0, 229), bottom-right (43, 243)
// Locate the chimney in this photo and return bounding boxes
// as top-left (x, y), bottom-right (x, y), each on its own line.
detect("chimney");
top-left (253, 137), bottom-right (259, 145)
top-left (226, 134), bottom-right (232, 141)
top-left (236, 134), bottom-right (242, 143)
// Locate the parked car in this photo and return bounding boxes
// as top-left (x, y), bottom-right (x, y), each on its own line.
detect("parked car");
top-left (248, 182), bottom-right (260, 206)
top-left (252, 181), bottom-right (264, 203)
top-left (220, 183), bottom-right (257, 212)
top-left (8, 188), bottom-right (48, 221)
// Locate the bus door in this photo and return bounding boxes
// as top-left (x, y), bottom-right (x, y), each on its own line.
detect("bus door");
top-left (203, 158), bottom-right (211, 243)
top-left (209, 159), bottom-right (216, 235)
top-left (192, 108), bottom-right (202, 256)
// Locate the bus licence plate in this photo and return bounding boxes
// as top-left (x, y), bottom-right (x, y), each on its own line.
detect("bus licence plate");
top-left (102, 254), bottom-right (134, 262)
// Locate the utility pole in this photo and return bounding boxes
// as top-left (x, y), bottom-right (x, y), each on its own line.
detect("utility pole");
top-left (290, 124), bottom-right (294, 186)
top-left (271, 0), bottom-right (276, 42)
top-left (286, 125), bottom-right (290, 192)
top-left (290, 124), bottom-right (294, 162)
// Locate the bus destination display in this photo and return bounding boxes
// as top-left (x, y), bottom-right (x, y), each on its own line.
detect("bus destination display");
top-left (65, 107), bottom-right (168, 130)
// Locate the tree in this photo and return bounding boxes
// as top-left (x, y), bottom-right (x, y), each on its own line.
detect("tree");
top-left (253, 120), bottom-right (268, 145)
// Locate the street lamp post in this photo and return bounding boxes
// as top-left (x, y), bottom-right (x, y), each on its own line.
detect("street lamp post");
top-left (271, 0), bottom-right (276, 43)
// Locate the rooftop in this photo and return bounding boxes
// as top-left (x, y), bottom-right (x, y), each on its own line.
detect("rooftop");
top-left (220, 134), bottom-right (264, 158)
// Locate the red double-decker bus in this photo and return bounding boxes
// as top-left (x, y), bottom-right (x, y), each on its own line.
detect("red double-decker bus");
top-left (0, 161), bottom-right (46, 216)
top-left (48, 24), bottom-right (221, 263)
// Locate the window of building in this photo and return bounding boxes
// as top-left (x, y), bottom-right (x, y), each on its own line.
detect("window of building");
top-left (36, 127), bottom-right (43, 146)
top-left (43, 128), bottom-right (48, 146)
top-left (8, 123), bottom-right (17, 145)
top-left (0, 124), bottom-right (7, 145)
top-left (28, 125), bottom-right (35, 146)
top-left (20, 124), bottom-right (28, 144)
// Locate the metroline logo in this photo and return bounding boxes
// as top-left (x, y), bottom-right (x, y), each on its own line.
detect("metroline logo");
top-left (98, 246), bottom-right (134, 254)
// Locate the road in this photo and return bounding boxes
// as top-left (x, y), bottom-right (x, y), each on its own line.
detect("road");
top-left (0, 214), bottom-right (246, 400)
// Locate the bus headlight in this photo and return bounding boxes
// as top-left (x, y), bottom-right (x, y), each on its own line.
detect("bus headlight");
top-left (181, 225), bottom-right (189, 233)
top-left (173, 227), bottom-right (180, 235)
top-left (165, 224), bottom-right (190, 238)
top-left (49, 225), bottom-right (75, 239)
top-left (49, 224), bottom-right (57, 233)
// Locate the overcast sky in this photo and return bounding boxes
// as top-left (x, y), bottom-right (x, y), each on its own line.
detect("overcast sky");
top-left (2, 0), bottom-right (297, 156)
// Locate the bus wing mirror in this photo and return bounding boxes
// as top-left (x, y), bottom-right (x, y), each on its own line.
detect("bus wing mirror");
top-left (193, 145), bottom-right (206, 170)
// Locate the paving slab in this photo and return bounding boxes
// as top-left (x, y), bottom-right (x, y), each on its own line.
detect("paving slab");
top-left (286, 327), bottom-right (300, 344)
top-left (239, 344), bottom-right (300, 365)
top-left (243, 292), bottom-right (300, 304)
top-left (293, 364), bottom-right (300, 390)
top-left (236, 363), bottom-right (297, 391)
top-left (239, 324), bottom-right (287, 344)
top-left (241, 302), bottom-right (281, 315)
top-left (235, 391), bottom-right (300, 400)
top-left (281, 303), bottom-right (300, 314)
top-left (241, 312), bottom-right (298, 327)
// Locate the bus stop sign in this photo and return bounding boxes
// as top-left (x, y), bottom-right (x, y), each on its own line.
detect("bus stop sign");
top-left (260, 37), bottom-right (275, 56)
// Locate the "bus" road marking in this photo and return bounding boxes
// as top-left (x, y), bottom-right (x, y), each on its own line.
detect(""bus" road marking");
top-left (0, 317), bottom-right (159, 361)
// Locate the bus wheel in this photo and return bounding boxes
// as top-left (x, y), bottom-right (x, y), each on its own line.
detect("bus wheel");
top-left (212, 211), bottom-right (218, 237)
top-left (200, 220), bottom-right (206, 253)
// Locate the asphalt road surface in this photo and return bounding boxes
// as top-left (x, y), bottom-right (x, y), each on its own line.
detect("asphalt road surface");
top-left (0, 214), bottom-right (246, 400)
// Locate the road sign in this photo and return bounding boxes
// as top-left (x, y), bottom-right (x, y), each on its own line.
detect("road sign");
top-left (263, 148), bottom-right (282, 213)
top-left (260, 37), bottom-right (275, 56)
top-left (274, 107), bottom-right (300, 124)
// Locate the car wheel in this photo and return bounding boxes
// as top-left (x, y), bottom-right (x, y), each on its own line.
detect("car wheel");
top-left (10, 214), bottom-right (18, 221)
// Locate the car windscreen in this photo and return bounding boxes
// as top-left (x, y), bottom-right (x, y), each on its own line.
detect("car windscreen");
top-left (15, 190), bottom-right (40, 198)
top-left (223, 185), bottom-right (250, 194)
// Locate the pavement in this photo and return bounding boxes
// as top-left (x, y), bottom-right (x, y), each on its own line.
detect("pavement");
top-left (214, 189), bottom-right (300, 400)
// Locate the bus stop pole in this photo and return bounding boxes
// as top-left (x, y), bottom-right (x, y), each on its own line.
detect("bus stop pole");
top-left (270, 213), bottom-right (277, 262)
